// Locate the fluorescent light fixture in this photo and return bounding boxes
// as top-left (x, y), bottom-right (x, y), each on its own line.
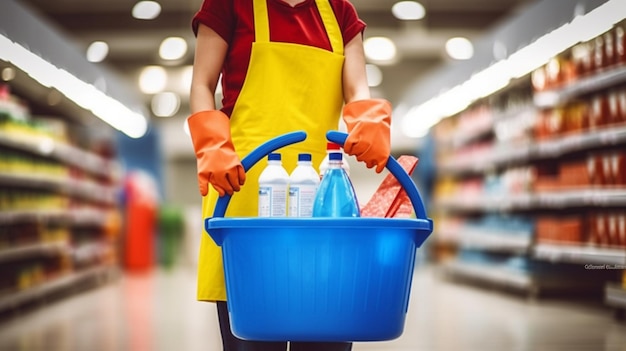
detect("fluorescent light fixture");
top-left (401, 0), bottom-right (626, 139)
top-left (132, 1), bottom-right (161, 20)
top-left (366, 64), bottom-right (383, 87)
top-left (445, 37), bottom-right (474, 60)
top-left (0, 34), bottom-right (147, 138)
top-left (151, 91), bottom-right (180, 117)
top-left (364, 36), bottom-right (397, 64)
top-left (392, 1), bottom-right (425, 21)
top-left (159, 37), bottom-right (187, 61)
top-left (139, 65), bottom-right (167, 94)
top-left (86, 41), bottom-right (109, 63)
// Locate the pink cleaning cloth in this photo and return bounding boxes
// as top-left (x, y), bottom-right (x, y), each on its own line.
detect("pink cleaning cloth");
top-left (361, 155), bottom-right (419, 218)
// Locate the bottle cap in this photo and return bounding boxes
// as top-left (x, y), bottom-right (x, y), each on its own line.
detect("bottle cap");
top-left (329, 152), bottom-right (342, 161)
top-left (298, 153), bottom-right (312, 162)
top-left (268, 153), bottom-right (281, 161)
top-left (326, 142), bottom-right (341, 151)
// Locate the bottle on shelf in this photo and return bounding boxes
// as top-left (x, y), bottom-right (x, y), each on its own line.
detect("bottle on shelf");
top-left (258, 153), bottom-right (289, 217)
top-left (318, 142), bottom-right (350, 179)
top-left (312, 152), bottom-right (360, 218)
top-left (288, 153), bottom-right (320, 218)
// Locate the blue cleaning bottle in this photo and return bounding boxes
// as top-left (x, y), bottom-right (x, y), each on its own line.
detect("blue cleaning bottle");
top-left (312, 152), bottom-right (360, 217)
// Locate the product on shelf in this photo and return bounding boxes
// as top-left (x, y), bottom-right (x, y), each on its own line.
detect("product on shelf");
top-left (534, 85), bottom-right (626, 139)
top-left (616, 22), bottom-right (625, 64)
top-left (534, 22), bottom-right (626, 92)
top-left (536, 216), bottom-right (583, 245)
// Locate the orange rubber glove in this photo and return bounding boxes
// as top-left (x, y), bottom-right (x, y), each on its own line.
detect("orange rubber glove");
top-left (187, 110), bottom-right (246, 197)
top-left (342, 99), bottom-right (392, 173)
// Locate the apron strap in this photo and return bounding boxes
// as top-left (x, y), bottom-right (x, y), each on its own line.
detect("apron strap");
top-left (252, 0), bottom-right (344, 55)
top-left (253, 0), bottom-right (271, 43)
top-left (315, 0), bottom-right (343, 55)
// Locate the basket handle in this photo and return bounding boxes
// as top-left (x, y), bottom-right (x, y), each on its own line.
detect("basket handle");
top-left (211, 130), bottom-right (429, 220)
top-left (212, 131), bottom-right (307, 218)
top-left (326, 131), bottom-right (428, 220)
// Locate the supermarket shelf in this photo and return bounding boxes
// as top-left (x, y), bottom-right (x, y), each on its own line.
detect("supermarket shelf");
top-left (0, 131), bottom-right (119, 180)
top-left (535, 189), bottom-right (626, 208)
top-left (0, 209), bottom-right (66, 225)
top-left (534, 65), bottom-right (626, 108)
top-left (442, 261), bottom-right (534, 291)
top-left (0, 171), bottom-right (117, 205)
top-left (534, 244), bottom-right (626, 266)
top-left (534, 125), bottom-right (626, 158)
top-left (459, 228), bottom-right (532, 253)
top-left (0, 265), bottom-right (118, 313)
top-left (436, 193), bottom-right (533, 212)
top-left (0, 208), bottom-right (110, 226)
top-left (436, 189), bottom-right (626, 212)
top-left (605, 283), bottom-right (626, 309)
top-left (440, 124), bottom-right (626, 175)
top-left (443, 259), bottom-right (614, 297)
top-left (0, 242), bottom-right (70, 264)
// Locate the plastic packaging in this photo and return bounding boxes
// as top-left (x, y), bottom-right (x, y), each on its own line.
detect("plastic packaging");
top-left (258, 153), bottom-right (289, 217)
top-left (318, 142), bottom-right (350, 178)
top-left (312, 152), bottom-right (360, 217)
top-left (288, 153), bottom-right (320, 217)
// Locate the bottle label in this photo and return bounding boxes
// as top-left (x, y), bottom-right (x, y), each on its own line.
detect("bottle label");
top-left (259, 185), bottom-right (287, 217)
top-left (258, 187), bottom-right (271, 217)
top-left (288, 185), bottom-right (317, 217)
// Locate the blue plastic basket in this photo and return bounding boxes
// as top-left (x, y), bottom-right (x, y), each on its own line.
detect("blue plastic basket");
top-left (206, 131), bottom-right (433, 342)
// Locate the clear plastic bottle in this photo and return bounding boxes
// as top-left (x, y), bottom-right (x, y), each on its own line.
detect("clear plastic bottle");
top-left (258, 153), bottom-right (289, 217)
top-left (318, 142), bottom-right (350, 179)
top-left (288, 153), bottom-right (320, 217)
top-left (312, 152), bottom-right (360, 217)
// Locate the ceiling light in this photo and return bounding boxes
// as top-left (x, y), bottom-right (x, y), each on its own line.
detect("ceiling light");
top-left (139, 65), bottom-right (167, 94)
top-left (365, 64), bottom-right (383, 87)
top-left (86, 41), bottom-right (109, 63)
top-left (132, 1), bottom-right (161, 20)
top-left (392, 1), bottom-right (425, 20)
top-left (151, 92), bottom-right (180, 117)
top-left (2, 67), bottom-right (15, 81)
top-left (364, 36), bottom-right (397, 64)
top-left (159, 37), bottom-right (188, 61)
top-left (445, 37), bottom-right (474, 60)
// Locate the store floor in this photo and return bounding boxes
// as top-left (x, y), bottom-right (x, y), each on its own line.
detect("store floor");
top-left (0, 265), bottom-right (625, 351)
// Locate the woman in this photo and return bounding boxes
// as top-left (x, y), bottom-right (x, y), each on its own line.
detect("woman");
top-left (188, 0), bottom-right (392, 349)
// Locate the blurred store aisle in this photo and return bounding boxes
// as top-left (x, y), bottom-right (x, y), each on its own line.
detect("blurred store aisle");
top-left (0, 266), bottom-right (625, 351)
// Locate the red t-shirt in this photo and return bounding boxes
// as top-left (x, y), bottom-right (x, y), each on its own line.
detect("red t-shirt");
top-left (192, 0), bottom-right (366, 116)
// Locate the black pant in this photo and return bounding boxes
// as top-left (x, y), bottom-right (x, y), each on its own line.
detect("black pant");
top-left (216, 301), bottom-right (353, 351)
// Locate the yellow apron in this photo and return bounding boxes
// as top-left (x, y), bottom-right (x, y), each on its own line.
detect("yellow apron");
top-left (198, 0), bottom-right (346, 301)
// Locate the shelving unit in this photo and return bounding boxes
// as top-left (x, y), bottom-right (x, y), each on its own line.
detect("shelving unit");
top-left (432, 21), bottom-right (626, 299)
top-left (534, 244), bottom-right (626, 265)
top-left (0, 70), bottom-right (122, 314)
